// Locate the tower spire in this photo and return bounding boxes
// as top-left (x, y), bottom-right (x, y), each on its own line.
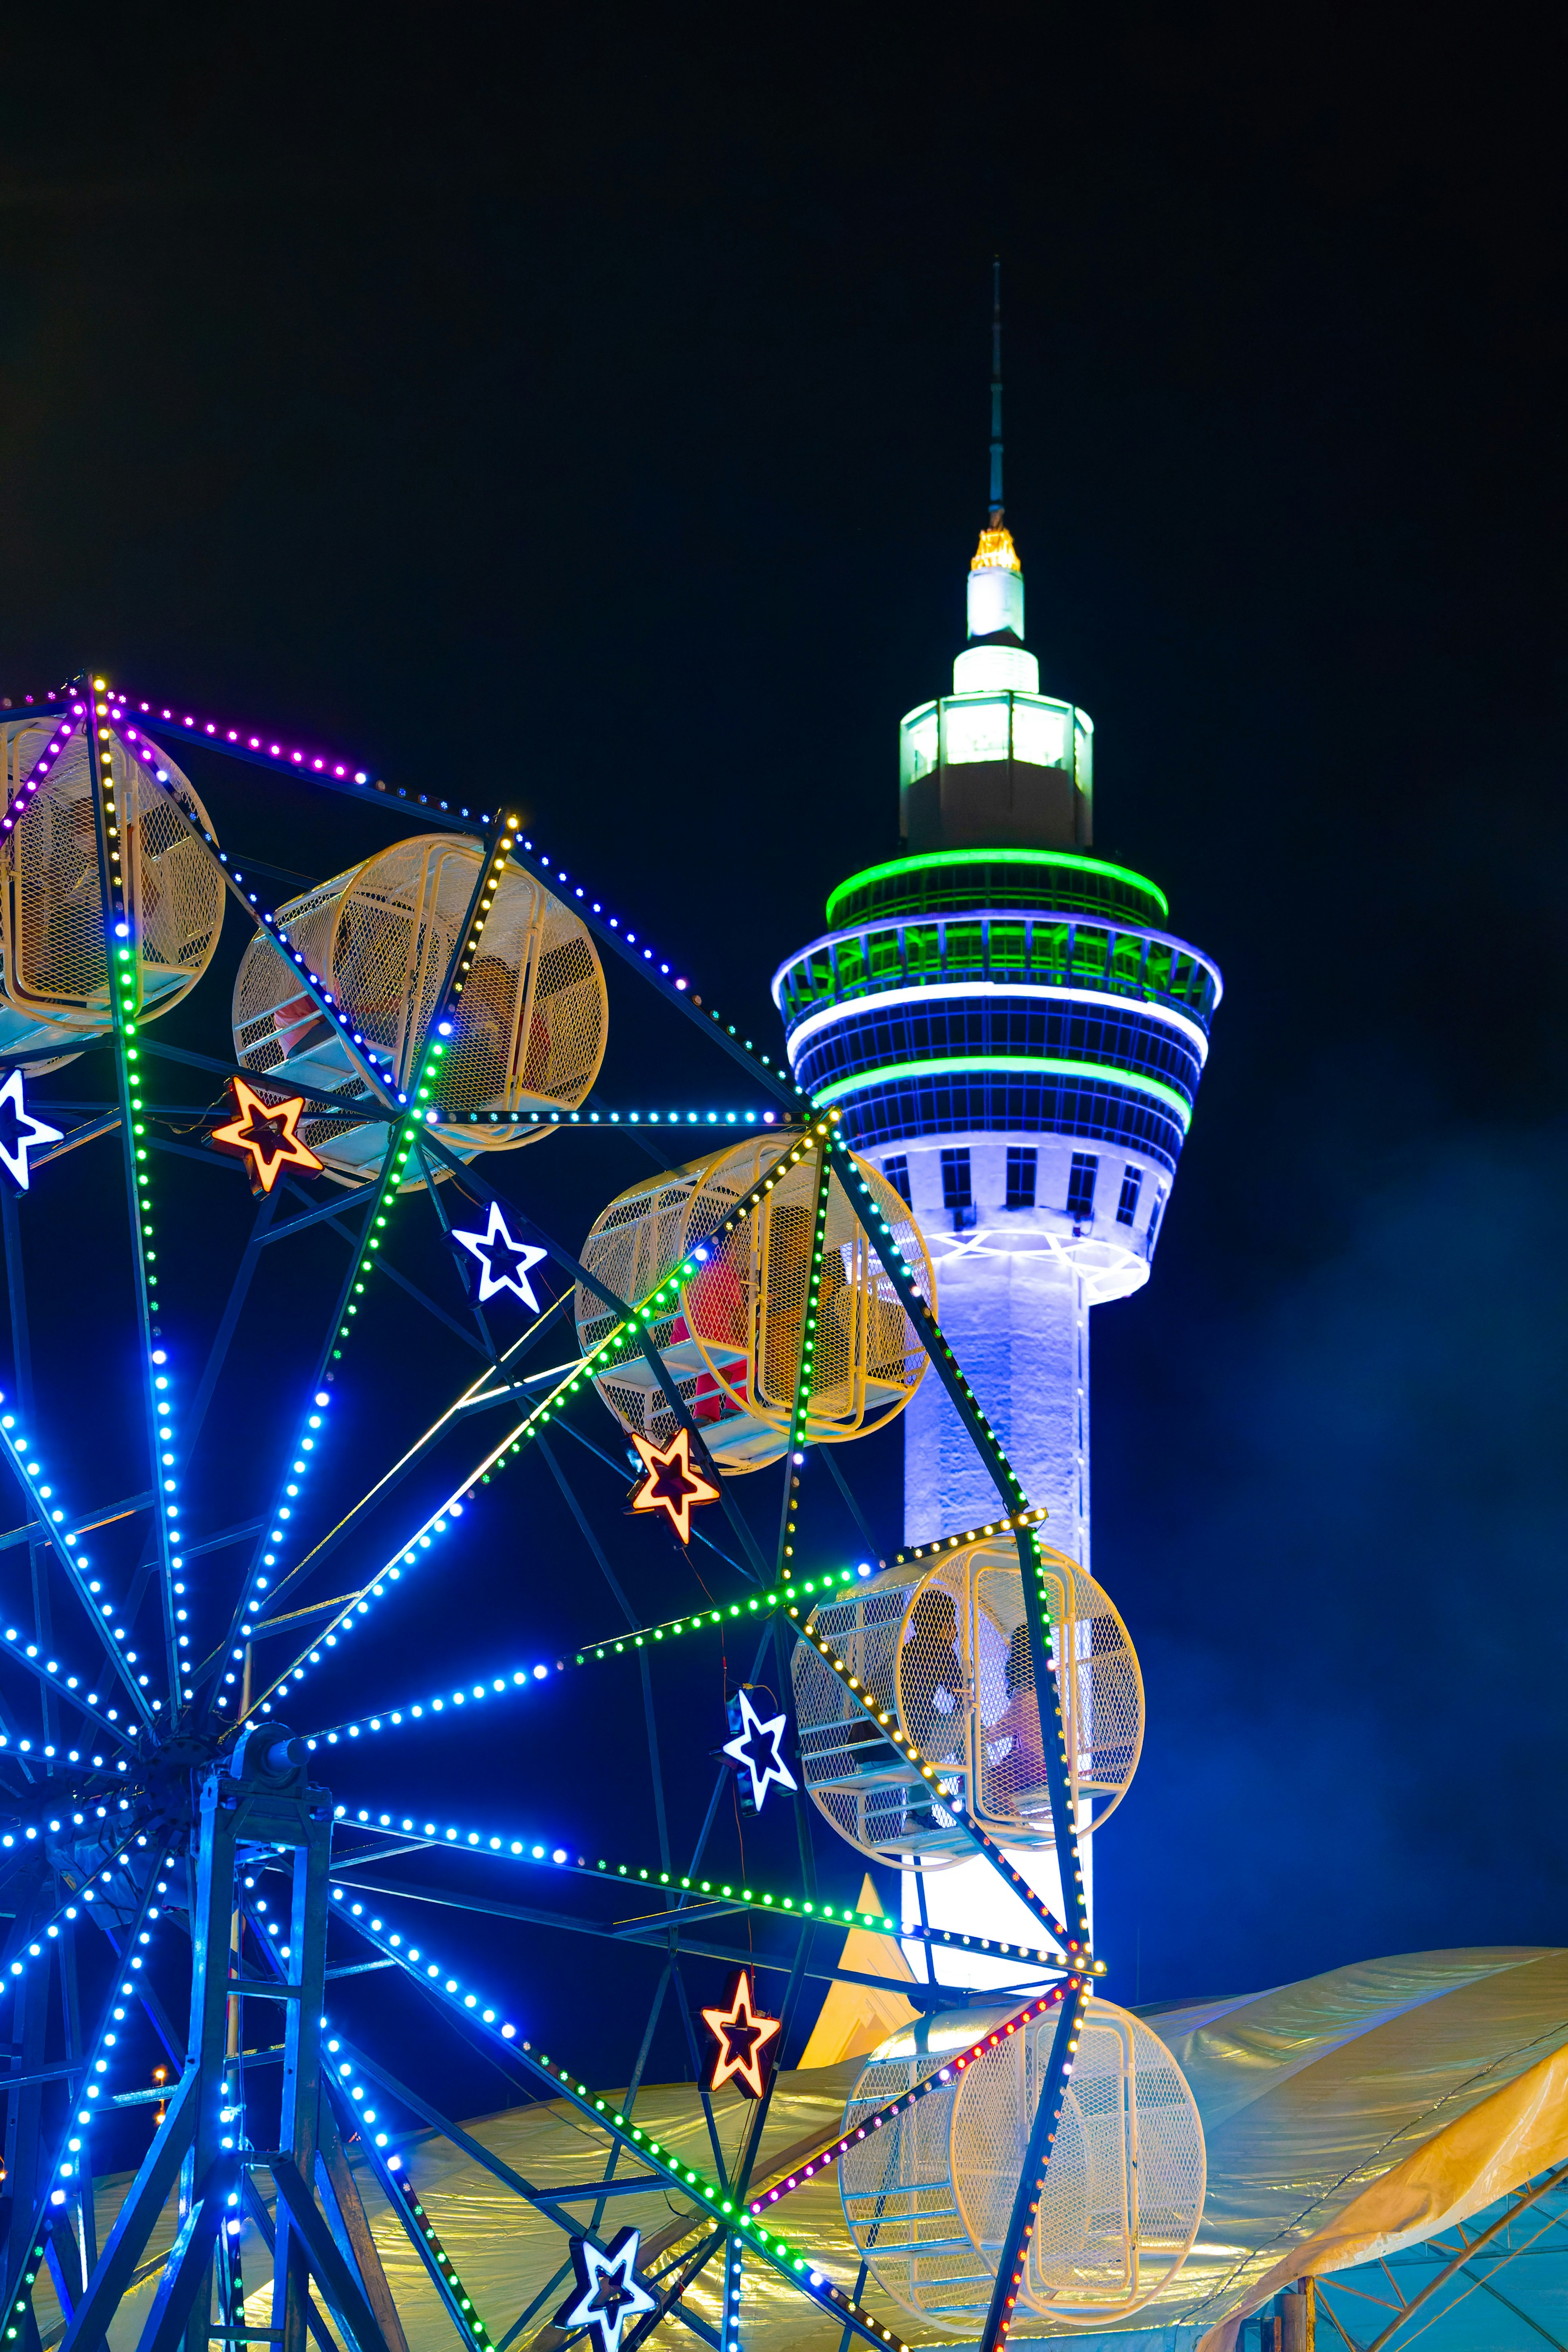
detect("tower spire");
top-left (989, 255), bottom-right (1003, 521)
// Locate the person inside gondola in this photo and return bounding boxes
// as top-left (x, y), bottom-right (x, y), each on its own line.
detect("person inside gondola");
top-left (986, 1621), bottom-right (1050, 1805)
top-left (900, 1586), bottom-right (966, 1767)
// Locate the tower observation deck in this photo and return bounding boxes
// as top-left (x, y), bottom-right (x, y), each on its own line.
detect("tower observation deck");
top-left (772, 447), bottom-right (1222, 1953)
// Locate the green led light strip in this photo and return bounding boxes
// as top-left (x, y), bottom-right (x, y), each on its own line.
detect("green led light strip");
top-left (387, 2161), bottom-right (494, 2346)
top-left (826, 848), bottom-right (1169, 929)
top-left (811, 1054), bottom-right (1192, 1129)
top-left (569, 1572), bottom-right (858, 1663)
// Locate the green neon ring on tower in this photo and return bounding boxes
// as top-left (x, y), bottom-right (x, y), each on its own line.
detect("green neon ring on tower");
top-left (826, 846), bottom-right (1169, 930)
top-left (810, 1054), bottom-right (1192, 1130)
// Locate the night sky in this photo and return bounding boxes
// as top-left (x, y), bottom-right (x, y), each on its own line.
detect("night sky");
top-left (0, 6), bottom-right (1564, 2139)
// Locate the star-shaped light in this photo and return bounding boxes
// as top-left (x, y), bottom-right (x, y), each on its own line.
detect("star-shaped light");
top-left (555, 2229), bottom-right (656, 2352)
top-left (722, 1686), bottom-right (797, 1812)
top-left (629, 1426), bottom-right (719, 1546)
top-left (702, 1968), bottom-right (783, 2099)
top-left (0, 1070), bottom-right (62, 1193)
top-left (451, 1198), bottom-right (548, 1310)
top-left (210, 1077), bottom-right (324, 1195)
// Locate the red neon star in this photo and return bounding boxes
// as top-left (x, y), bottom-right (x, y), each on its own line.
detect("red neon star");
top-left (701, 1969), bottom-right (782, 2099)
top-left (629, 1427), bottom-right (719, 1545)
top-left (211, 1076), bottom-right (325, 1196)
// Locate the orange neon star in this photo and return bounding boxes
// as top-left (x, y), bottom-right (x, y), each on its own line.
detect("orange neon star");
top-left (628, 1426), bottom-right (719, 1545)
top-left (702, 1970), bottom-right (782, 2100)
top-left (211, 1076), bottom-right (325, 1195)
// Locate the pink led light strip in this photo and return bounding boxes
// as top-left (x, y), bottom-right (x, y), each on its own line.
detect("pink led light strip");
top-left (1, 709), bottom-right (82, 835)
top-left (746, 1983), bottom-right (1075, 2213)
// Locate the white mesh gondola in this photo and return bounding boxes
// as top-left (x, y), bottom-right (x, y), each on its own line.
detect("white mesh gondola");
top-left (575, 1135), bottom-right (933, 1473)
top-left (839, 1998), bottom-right (1204, 2330)
top-left (232, 833), bottom-right (607, 1184)
top-left (0, 715), bottom-right (223, 1069)
top-left (792, 1535), bottom-right (1142, 1867)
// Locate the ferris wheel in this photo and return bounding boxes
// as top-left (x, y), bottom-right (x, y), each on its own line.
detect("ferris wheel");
top-left (0, 677), bottom-right (1203, 2352)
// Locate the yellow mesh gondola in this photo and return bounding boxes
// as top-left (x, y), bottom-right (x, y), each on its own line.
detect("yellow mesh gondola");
top-left (840, 1998), bottom-right (1204, 2330)
top-left (792, 1535), bottom-right (1142, 1867)
top-left (575, 1134), bottom-right (933, 1473)
top-left (0, 715), bottom-right (223, 1069)
top-left (232, 833), bottom-right (608, 1185)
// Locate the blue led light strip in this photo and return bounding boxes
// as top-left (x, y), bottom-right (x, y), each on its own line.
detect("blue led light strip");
top-left (0, 1393), bottom-right (154, 1731)
top-left (328, 1896), bottom-right (913, 2352)
top-left (328, 1814), bottom-right (1074, 1976)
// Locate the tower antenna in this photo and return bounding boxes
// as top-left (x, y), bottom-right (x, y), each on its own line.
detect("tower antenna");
top-left (989, 255), bottom-right (1003, 522)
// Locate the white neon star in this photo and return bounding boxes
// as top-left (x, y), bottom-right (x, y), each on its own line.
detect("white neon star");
top-left (452, 1199), bottom-right (548, 1309)
top-left (722, 1687), bottom-right (798, 1812)
top-left (0, 1069), bottom-right (62, 1194)
top-left (557, 2229), bottom-right (656, 2352)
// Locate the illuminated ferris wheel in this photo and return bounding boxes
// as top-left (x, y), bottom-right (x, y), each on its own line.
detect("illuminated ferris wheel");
top-left (0, 677), bottom-right (1203, 2352)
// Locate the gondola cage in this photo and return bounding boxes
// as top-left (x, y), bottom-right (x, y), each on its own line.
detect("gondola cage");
top-left (575, 1134), bottom-right (934, 1472)
top-left (791, 1535), bottom-right (1142, 1866)
top-left (232, 833), bottom-right (608, 1183)
top-left (838, 1997), bottom-right (1204, 2330)
top-left (0, 713), bottom-right (224, 1069)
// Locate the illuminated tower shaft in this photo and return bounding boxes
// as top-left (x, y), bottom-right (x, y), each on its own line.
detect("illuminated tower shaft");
top-left (773, 529), bottom-right (1221, 1955)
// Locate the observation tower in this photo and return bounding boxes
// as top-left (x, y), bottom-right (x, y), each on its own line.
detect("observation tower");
top-left (771, 284), bottom-right (1222, 1951)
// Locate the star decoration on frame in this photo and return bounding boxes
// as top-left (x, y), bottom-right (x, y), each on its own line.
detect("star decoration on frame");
top-left (629, 1427), bottom-right (719, 1546)
top-left (555, 2229), bottom-right (656, 2352)
top-left (702, 1968), bottom-right (783, 2100)
top-left (0, 1069), bottom-right (62, 1193)
top-left (450, 1198), bottom-right (548, 1310)
top-left (210, 1077), bottom-right (325, 1196)
top-left (722, 1685), bottom-right (798, 1812)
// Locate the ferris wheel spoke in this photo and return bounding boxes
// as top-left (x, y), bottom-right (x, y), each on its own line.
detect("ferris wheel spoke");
top-left (254, 1294), bottom-right (575, 1634)
top-left (0, 1632), bottom-right (145, 1756)
top-left (2, 1826), bottom-right (174, 2322)
top-left (325, 1811), bottom-right (1070, 1984)
top-left (0, 1403), bottom-right (159, 1728)
top-left (327, 1902), bottom-right (913, 2352)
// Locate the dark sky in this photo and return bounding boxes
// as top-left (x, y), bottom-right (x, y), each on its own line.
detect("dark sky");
top-left (0, 3), bottom-right (1565, 2135)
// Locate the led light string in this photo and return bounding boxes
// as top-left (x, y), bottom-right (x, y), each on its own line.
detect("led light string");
top-left (986, 1978), bottom-right (1094, 2352)
top-left (0, 1826), bottom-right (170, 2338)
top-left (87, 681), bottom-right (181, 1709)
top-left (820, 1136), bottom-right (1092, 1944)
top-left (783, 1600), bottom-right (1082, 1959)
top-left (382, 2151), bottom-right (496, 2345)
top-left (328, 1810), bottom-right (1071, 1975)
top-left (0, 1812), bottom-right (149, 1982)
top-left (512, 1109), bottom-right (781, 1130)
top-left (724, 2232), bottom-right (744, 2352)
top-left (570, 1571), bottom-right (860, 1665)
top-left (747, 1984), bottom-right (1074, 2212)
top-left (0, 1388), bottom-right (157, 1731)
top-left (227, 820), bottom-right (522, 1722)
top-left (880, 1505), bottom-right (1046, 1570)
top-left (0, 1624), bottom-right (138, 1757)
top-left (329, 1899), bottom-right (913, 2352)
top-left (776, 1144), bottom-right (833, 1581)
top-left (304, 1663), bottom-right (554, 1745)
top-left (102, 708), bottom-right (416, 1721)
top-left (118, 687), bottom-right (812, 1100)
top-left (0, 708), bottom-right (80, 840)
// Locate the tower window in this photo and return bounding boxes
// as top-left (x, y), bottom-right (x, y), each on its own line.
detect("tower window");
top-left (1066, 1152), bottom-right (1098, 1223)
top-left (1116, 1166), bottom-right (1143, 1227)
top-left (940, 1148), bottom-right (976, 1232)
top-left (882, 1154), bottom-right (911, 1207)
top-left (1005, 1147), bottom-right (1037, 1210)
top-left (1146, 1189), bottom-right (1165, 1258)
